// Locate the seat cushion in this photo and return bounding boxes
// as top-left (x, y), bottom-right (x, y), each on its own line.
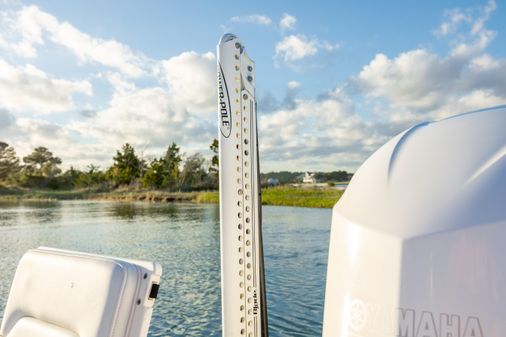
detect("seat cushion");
top-left (1, 249), bottom-right (127, 336)
top-left (0, 247), bottom-right (160, 337)
top-left (7, 317), bottom-right (78, 337)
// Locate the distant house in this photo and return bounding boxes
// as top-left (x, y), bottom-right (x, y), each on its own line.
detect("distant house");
top-left (302, 172), bottom-right (316, 184)
top-left (267, 177), bottom-right (280, 186)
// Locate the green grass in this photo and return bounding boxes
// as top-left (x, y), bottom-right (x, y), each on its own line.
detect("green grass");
top-left (0, 185), bottom-right (344, 208)
top-left (187, 186), bottom-right (344, 208)
top-left (195, 191), bottom-right (219, 204)
top-left (262, 186), bottom-right (343, 208)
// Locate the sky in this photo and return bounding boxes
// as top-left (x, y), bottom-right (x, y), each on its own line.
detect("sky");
top-left (0, 0), bottom-right (505, 172)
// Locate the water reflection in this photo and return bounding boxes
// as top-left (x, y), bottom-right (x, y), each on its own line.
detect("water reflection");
top-left (0, 200), bottom-right (62, 227)
top-left (108, 202), bottom-right (220, 224)
top-left (0, 201), bottom-right (330, 337)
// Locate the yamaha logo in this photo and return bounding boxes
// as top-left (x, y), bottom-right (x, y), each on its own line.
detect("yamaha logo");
top-left (346, 298), bottom-right (484, 337)
top-left (217, 64), bottom-right (231, 138)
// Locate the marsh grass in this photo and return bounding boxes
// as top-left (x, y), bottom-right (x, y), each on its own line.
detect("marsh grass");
top-left (0, 185), bottom-right (344, 208)
top-left (0, 186), bottom-right (90, 201)
top-left (184, 186), bottom-right (344, 208)
top-left (262, 186), bottom-right (343, 208)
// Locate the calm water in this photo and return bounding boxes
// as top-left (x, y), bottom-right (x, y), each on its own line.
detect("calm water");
top-left (0, 200), bottom-right (331, 336)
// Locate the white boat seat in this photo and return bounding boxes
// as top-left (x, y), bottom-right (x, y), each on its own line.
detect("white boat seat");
top-left (7, 317), bottom-right (78, 337)
top-left (0, 247), bottom-right (162, 337)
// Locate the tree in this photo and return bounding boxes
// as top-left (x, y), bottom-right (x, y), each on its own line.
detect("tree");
top-left (23, 146), bottom-right (62, 178)
top-left (208, 138), bottom-right (219, 189)
top-left (161, 142), bottom-right (182, 190)
top-left (209, 139), bottom-right (219, 173)
top-left (180, 153), bottom-right (207, 191)
top-left (75, 165), bottom-right (106, 188)
top-left (143, 158), bottom-right (165, 189)
top-left (108, 143), bottom-right (141, 186)
top-left (0, 142), bottom-right (19, 181)
top-left (61, 166), bottom-right (83, 188)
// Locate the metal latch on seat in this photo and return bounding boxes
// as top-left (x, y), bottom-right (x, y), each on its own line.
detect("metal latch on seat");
top-left (149, 284), bottom-right (160, 300)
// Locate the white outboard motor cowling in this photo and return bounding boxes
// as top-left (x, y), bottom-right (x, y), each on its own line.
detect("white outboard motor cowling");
top-left (323, 106), bottom-right (506, 337)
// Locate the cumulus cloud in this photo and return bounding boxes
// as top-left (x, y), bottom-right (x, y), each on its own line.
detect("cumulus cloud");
top-left (2, 115), bottom-right (112, 169)
top-left (65, 50), bottom-right (218, 166)
top-left (435, 0), bottom-right (496, 38)
top-left (352, 0), bottom-right (505, 126)
top-left (1, 116), bottom-right (68, 162)
top-left (257, 81), bottom-right (304, 113)
top-left (0, 58), bottom-right (92, 114)
top-left (230, 14), bottom-right (272, 26)
top-left (2, 5), bottom-right (147, 77)
top-left (283, 81), bottom-right (301, 109)
top-left (275, 34), bottom-right (318, 62)
top-left (157, 51), bottom-right (216, 115)
top-left (354, 50), bottom-right (452, 111)
top-left (1, 1), bottom-right (505, 173)
top-left (471, 0), bottom-right (496, 35)
top-left (80, 109), bottom-right (96, 118)
top-left (0, 6), bottom-right (218, 169)
top-left (69, 86), bottom-right (215, 165)
top-left (264, 0), bottom-right (505, 170)
top-left (105, 72), bottom-right (137, 95)
top-left (354, 48), bottom-right (506, 118)
top-left (258, 93), bottom-right (383, 171)
top-left (435, 0), bottom-right (497, 60)
top-left (274, 34), bottom-right (339, 67)
top-left (0, 109), bottom-right (15, 130)
top-left (279, 13), bottom-right (296, 33)
top-left (435, 9), bottom-right (471, 37)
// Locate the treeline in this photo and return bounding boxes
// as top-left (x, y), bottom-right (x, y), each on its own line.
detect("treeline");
top-left (260, 170), bottom-right (353, 184)
top-left (1, 140), bottom-right (352, 192)
top-left (0, 140), bottom-right (219, 191)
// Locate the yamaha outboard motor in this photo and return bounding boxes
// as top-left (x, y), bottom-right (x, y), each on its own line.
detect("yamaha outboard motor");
top-left (323, 106), bottom-right (506, 337)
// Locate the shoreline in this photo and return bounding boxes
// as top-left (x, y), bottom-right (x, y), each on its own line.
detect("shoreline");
top-left (0, 186), bottom-right (344, 209)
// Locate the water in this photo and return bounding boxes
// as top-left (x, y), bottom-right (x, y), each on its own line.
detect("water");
top-left (0, 200), bottom-right (331, 336)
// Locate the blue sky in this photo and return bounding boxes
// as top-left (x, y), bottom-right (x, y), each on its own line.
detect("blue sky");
top-left (0, 0), bottom-right (505, 172)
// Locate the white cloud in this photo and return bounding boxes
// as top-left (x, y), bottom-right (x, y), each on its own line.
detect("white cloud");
top-left (279, 13), bottom-right (296, 33)
top-left (0, 109), bottom-right (15, 130)
top-left (258, 94), bottom-right (383, 171)
top-left (1, 1), bottom-right (504, 173)
top-left (105, 72), bottom-right (137, 95)
top-left (72, 87), bottom-right (175, 147)
top-left (274, 34), bottom-right (339, 67)
top-left (275, 34), bottom-right (318, 62)
top-left (352, 0), bottom-right (505, 125)
top-left (64, 50), bottom-right (219, 167)
top-left (1, 115), bottom-right (113, 169)
top-left (435, 9), bottom-right (471, 37)
top-left (435, 0), bottom-right (497, 60)
top-left (0, 58), bottom-right (92, 114)
top-left (355, 50), bottom-right (449, 111)
top-left (435, 0), bottom-right (496, 38)
top-left (157, 51), bottom-right (216, 115)
top-left (69, 85), bottom-right (215, 166)
top-left (230, 14), bottom-right (272, 26)
top-left (320, 40), bottom-right (340, 52)
top-left (354, 48), bottom-right (506, 124)
top-left (262, 0), bottom-right (505, 171)
top-left (287, 81), bottom-right (301, 90)
top-left (3, 6), bottom-right (147, 77)
top-left (471, 0), bottom-right (496, 35)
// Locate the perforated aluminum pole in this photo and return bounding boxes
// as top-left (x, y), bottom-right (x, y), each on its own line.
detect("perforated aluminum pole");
top-left (217, 33), bottom-right (268, 337)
